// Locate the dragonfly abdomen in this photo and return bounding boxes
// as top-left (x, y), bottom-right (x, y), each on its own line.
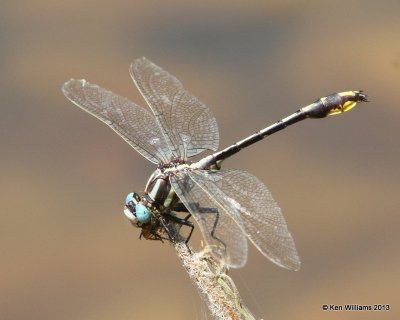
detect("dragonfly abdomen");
top-left (203, 90), bottom-right (367, 167)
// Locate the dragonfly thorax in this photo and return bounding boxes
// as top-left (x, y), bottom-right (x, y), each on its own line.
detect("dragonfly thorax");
top-left (144, 168), bottom-right (178, 210)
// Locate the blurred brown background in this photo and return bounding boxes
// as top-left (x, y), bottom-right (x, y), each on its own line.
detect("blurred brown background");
top-left (1, 1), bottom-right (399, 319)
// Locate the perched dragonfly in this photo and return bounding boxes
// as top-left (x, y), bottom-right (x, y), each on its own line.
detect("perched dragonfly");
top-left (62, 57), bottom-right (367, 270)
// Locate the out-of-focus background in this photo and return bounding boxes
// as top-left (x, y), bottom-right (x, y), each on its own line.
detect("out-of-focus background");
top-left (1, 1), bottom-right (399, 319)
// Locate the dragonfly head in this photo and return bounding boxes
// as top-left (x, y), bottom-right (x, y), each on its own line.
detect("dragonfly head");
top-left (124, 192), bottom-right (151, 227)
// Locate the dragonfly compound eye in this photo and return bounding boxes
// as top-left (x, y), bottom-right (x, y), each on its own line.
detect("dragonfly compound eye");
top-left (134, 203), bottom-right (151, 224)
top-left (125, 192), bottom-right (141, 206)
top-left (123, 206), bottom-right (138, 225)
top-left (124, 192), bottom-right (140, 225)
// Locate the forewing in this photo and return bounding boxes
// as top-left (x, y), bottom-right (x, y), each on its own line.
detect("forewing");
top-left (62, 79), bottom-right (171, 164)
top-left (189, 169), bottom-right (301, 271)
top-left (130, 57), bottom-right (219, 160)
top-left (170, 170), bottom-right (248, 268)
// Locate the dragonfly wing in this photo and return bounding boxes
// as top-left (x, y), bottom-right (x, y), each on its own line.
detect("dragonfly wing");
top-left (130, 57), bottom-right (219, 160)
top-left (62, 79), bottom-right (171, 164)
top-left (188, 169), bottom-right (301, 271)
top-left (170, 170), bottom-right (248, 268)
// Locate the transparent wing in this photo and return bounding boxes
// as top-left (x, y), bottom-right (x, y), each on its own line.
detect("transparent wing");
top-left (130, 57), bottom-right (219, 160)
top-left (188, 169), bottom-right (301, 271)
top-left (62, 79), bottom-right (171, 164)
top-left (171, 170), bottom-right (248, 268)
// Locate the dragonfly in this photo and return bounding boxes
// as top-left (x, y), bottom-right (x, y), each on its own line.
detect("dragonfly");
top-left (62, 57), bottom-right (368, 270)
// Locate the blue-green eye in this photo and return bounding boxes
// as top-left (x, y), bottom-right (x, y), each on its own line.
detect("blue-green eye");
top-left (125, 192), bottom-right (134, 206)
top-left (135, 203), bottom-right (150, 223)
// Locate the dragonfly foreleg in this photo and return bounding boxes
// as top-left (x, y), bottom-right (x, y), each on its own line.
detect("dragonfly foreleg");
top-left (156, 215), bottom-right (176, 242)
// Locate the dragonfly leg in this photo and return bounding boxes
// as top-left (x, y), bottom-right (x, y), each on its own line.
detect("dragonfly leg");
top-left (174, 202), bottom-right (218, 215)
top-left (157, 215), bottom-right (176, 242)
top-left (171, 202), bottom-right (226, 250)
top-left (163, 212), bottom-right (194, 244)
top-left (209, 209), bottom-right (227, 252)
top-left (172, 202), bottom-right (190, 212)
top-left (196, 207), bottom-right (227, 253)
top-left (139, 228), bottom-right (170, 242)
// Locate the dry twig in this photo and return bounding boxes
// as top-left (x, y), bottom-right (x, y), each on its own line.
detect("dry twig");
top-left (174, 242), bottom-right (257, 320)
